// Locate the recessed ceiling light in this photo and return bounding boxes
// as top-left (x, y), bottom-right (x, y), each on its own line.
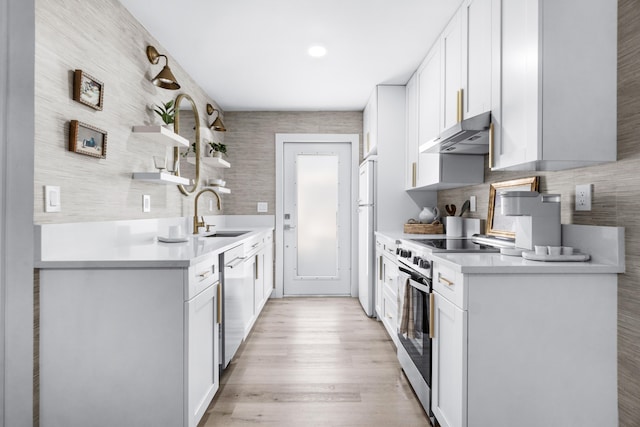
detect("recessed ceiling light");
top-left (308, 45), bottom-right (327, 58)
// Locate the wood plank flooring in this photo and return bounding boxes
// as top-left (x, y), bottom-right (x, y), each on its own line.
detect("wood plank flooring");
top-left (198, 297), bottom-right (431, 426)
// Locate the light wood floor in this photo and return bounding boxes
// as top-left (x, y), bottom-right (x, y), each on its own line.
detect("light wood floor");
top-left (199, 297), bottom-right (431, 426)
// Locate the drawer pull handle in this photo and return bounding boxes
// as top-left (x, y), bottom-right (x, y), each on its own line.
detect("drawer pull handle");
top-left (198, 270), bottom-right (211, 279)
top-left (429, 293), bottom-right (435, 339)
top-left (438, 273), bottom-right (454, 286)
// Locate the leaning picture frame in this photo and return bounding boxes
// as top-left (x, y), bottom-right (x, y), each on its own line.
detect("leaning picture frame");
top-left (69, 120), bottom-right (107, 159)
top-left (486, 176), bottom-right (539, 238)
top-left (73, 69), bottom-right (104, 110)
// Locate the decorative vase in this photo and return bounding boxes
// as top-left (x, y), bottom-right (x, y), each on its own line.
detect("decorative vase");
top-left (163, 123), bottom-right (174, 133)
top-left (418, 206), bottom-right (440, 224)
top-left (210, 151), bottom-right (222, 158)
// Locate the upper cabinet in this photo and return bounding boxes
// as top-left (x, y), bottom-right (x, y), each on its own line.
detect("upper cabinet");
top-left (405, 73), bottom-right (419, 189)
top-left (408, 22), bottom-right (484, 191)
top-left (362, 93), bottom-right (378, 158)
top-left (462, 0), bottom-right (494, 119)
top-left (441, 8), bottom-right (464, 132)
top-left (491, 0), bottom-right (617, 171)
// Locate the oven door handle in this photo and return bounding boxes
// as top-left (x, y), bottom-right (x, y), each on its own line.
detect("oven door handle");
top-left (408, 278), bottom-right (430, 294)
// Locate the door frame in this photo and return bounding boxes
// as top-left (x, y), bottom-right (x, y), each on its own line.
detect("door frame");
top-left (274, 133), bottom-right (359, 298)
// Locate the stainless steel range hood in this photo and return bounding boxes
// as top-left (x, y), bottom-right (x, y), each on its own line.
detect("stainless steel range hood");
top-left (420, 111), bottom-right (491, 155)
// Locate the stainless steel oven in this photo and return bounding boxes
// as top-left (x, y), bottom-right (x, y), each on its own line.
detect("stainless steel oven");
top-left (397, 243), bottom-right (434, 423)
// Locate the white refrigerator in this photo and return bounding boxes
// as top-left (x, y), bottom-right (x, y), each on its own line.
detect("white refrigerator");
top-left (358, 158), bottom-right (376, 317)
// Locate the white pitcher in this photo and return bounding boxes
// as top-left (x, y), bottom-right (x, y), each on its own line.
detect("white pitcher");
top-left (418, 207), bottom-right (440, 224)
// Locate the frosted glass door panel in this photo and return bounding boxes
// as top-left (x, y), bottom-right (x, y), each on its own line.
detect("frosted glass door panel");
top-left (296, 154), bottom-right (338, 278)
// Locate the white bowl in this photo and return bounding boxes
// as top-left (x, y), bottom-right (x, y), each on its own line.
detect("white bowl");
top-left (208, 178), bottom-right (225, 187)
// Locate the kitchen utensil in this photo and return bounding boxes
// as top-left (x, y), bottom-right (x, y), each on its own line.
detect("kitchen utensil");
top-left (445, 204), bottom-right (457, 216)
top-left (459, 200), bottom-right (470, 217)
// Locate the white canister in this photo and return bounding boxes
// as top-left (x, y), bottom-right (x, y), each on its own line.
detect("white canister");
top-left (446, 216), bottom-right (463, 237)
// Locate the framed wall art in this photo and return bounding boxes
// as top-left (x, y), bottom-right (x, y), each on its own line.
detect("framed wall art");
top-left (486, 176), bottom-right (539, 238)
top-left (69, 120), bottom-right (107, 159)
top-left (73, 69), bottom-right (104, 110)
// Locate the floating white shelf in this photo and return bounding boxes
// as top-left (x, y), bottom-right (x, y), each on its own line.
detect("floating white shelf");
top-left (132, 125), bottom-right (189, 147)
top-left (207, 186), bottom-right (231, 194)
top-left (186, 156), bottom-right (231, 168)
top-left (132, 172), bottom-right (190, 185)
top-left (201, 156), bottom-right (231, 168)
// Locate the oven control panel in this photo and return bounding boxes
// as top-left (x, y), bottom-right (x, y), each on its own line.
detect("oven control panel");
top-left (397, 241), bottom-right (432, 279)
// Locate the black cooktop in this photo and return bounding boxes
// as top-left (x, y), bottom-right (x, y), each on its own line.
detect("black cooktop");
top-left (409, 238), bottom-right (500, 253)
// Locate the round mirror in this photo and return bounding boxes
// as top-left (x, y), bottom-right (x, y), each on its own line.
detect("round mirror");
top-left (173, 93), bottom-right (200, 195)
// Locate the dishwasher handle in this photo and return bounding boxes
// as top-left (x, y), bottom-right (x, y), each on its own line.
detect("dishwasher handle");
top-left (225, 256), bottom-right (246, 269)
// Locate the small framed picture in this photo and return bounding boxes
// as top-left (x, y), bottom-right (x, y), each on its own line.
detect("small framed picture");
top-left (73, 69), bottom-right (104, 110)
top-left (69, 120), bottom-right (107, 159)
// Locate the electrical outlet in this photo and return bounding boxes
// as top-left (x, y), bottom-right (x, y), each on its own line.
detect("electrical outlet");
top-left (575, 184), bottom-right (592, 211)
top-left (257, 202), bottom-right (268, 213)
top-left (469, 195), bottom-right (477, 212)
top-left (143, 195), bottom-right (151, 213)
top-left (209, 199), bottom-right (214, 212)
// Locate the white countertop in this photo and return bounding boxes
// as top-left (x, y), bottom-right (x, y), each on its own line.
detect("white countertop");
top-left (429, 251), bottom-right (623, 274)
top-left (377, 224), bottom-right (625, 274)
top-left (35, 216), bottom-right (274, 269)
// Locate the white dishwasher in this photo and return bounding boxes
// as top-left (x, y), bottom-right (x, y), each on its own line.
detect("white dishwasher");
top-left (220, 244), bottom-right (246, 369)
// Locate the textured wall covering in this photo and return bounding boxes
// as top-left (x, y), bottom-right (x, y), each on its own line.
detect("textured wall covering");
top-left (222, 111), bottom-right (363, 216)
top-left (33, 0), bottom-right (225, 224)
top-left (438, 1), bottom-right (640, 424)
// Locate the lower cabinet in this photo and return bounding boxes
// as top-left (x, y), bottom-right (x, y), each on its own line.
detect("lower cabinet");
top-left (430, 261), bottom-right (619, 427)
top-left (431, 290), bottom-right (466, 427)
top-left (374, 234), bottom-right (399, 346)
top-left (39, 257), bottom-right (220, 427)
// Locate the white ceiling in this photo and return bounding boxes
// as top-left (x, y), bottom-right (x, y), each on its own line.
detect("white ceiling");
top-left (119, 0), bottom-right (462, 112)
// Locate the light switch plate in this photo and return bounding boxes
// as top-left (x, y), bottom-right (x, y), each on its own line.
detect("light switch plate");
top-left (44, 186), bottom-right (61, 212)
top-left (143, 195), bottom-right (151, 213)
top-left (469, 195), bottom-right (477, 212)
top-left (257, 202), bottom-right (268, 213)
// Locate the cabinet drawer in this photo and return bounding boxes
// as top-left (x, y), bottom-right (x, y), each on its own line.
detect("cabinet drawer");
top-left (382, 286), bottom-right (398, 338)
top-left (433, 262), bottom-right (465, 309)
top-left (188, 255), bottom-right (218, 300)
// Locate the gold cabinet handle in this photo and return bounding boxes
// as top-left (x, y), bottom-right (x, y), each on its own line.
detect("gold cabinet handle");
top-left (438, 273), bottom-right (454, 286)
top-left (366, 132), bottom-right (370, 152)
top-left (412, 162), bottom-right (417, 187)
top-left (457, 89), bottom-right (463, 123)
top-left (216, 284), bottom-right (222, 324)
top-left (429, 293), bottom-right (435, 339)
top-left (489, 122), bottom-right (495, 169)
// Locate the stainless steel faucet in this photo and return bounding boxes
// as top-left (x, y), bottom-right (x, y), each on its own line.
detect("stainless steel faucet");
top-left (193, 188), bottom-right (222, 234)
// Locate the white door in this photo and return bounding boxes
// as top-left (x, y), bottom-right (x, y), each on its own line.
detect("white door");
top-left (282, 142), bottom-right (352, 296)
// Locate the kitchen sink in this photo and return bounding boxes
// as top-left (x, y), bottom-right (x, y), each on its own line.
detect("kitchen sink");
top-left (205, 231), bottom-right (249, 238)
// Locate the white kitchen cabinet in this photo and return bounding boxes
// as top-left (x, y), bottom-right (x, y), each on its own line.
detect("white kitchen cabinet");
top-left (405, 72), bottom-right (419, 190)
top-left (462, 0), bottom-right (494, 119)
top-left (431, 288), bottom-right (466, 427)
top-left (186, 284), bottom-right (219, 427)
top-left (364, 85), bottom-right (419, 230)
top-left (362, 92), bottom-right (378, 158)
top-left (374, 234), bottom-right (399, 346)
top-left (417, 45), bottom-right (441, 151)
top-left (440, 8), bottom-right (464, 132)
top-left (412, 24), bottom-right (484, 191)
top-left (429, 261), bottom-right (618, 427)
top-left (39, 256), bottom-right (220, 427)
top-left (491, 0), bottom-right (617, 171)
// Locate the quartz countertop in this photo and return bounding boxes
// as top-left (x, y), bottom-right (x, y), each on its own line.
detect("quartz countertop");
top-left (35, 217), bottom-right (274, 269)
top-left (376, 224), bottom-right (625, 274)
